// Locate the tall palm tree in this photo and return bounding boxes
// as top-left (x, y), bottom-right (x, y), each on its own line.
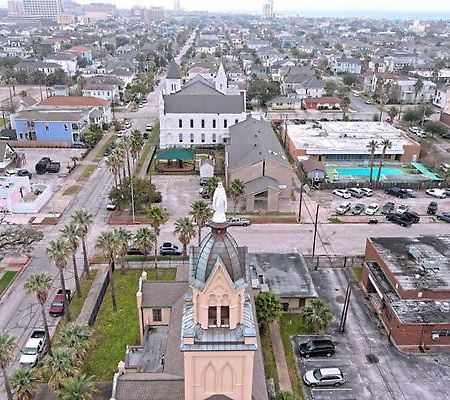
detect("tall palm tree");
top-left (24, 273), bottom-right (53, 355)
top-left (96, 231), bottom-right (120, 312)
top-left (130, 130), bottom-right (144, 166)
top-left (10, 367), bottom-right (38, 400)
top-left (341, 95), bottom-right (351, 120)
top-left (71, 209), bottom-right (93, 278)
top-left (43, 347), bottom-right (78, 390)
top-left (414, 78), bottom-right (424, 103)
top-left (122, 135), bottom-right (133, 177)
top-left (133, 227), bottom-right (155, 260)
top-left (47, 238), bottom-right (71, 322)
top-left (174, 217), bottom-right (196, 257)
top-left (57, 322), bottom-right (91, 360)
top-left (57, 374), bottom-right (97, 400)
top-left (110, 148), bottom-right (125, 184)
top-left (0, 331), bottom-right (16, 400)
top-left (61, 223), bottom-right (82, 298)
top-left (206, 176), bottom-right (220, 198)
top-left (114, 228), bottom-right (132, 274)
top-left (190, 200), bottom-right (213, 246)
top-left (116, 141), bottom-right (128, 179)
top-left (106, 153), bottom-right (120, 188)
top-left (228, 179), bottom-right (245, 212)
top-left (366, 140), bottom-right (379, 184)
top-left (388, 106), bottom-right (398, 121)
top-left (147, 206), bottom-right (168, 269)
top-left (376, 139), bottom-right (393, 182)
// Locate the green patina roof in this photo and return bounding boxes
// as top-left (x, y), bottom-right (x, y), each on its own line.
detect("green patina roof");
top-left (156, 149), bottom-right (194, 161)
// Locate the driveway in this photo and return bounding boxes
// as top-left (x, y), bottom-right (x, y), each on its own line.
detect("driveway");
top-left (293, 268), bottom-right (450, 400)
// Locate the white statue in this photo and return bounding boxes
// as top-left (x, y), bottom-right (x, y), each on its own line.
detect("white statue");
top-left (212, 181), bottom-right (227, 223)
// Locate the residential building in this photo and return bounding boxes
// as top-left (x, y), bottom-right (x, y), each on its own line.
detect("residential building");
top-left (285, 121), bottom-right (421, 163)
top-left (160, 63), bottom-right (246, 148)
top-left (331, 57), bottom-right (362, 74)
top-left (11, 109), bottom-right (88, 144)
top-left (299, 158), bottom-right (326, 183)
top-left (15, 60), bottom-right (61, 75)
top-left (82, 84), bottom-right (118, 102)
top-left (22, 0), bottom-right (62, 20)
top-left (362, 235), bottom-right (450, 349)
top-left (281, 66), bottom-right (324, 98)
top-left (440, 87), bottom-right (450, 126)
top-left (67, 45), bottom-right (92, 62)
top-left (0, 143), bottom-right (21, 173)
top-left (304, 96), bottom-right (342, 111)
top-left (225, 117), bottom-right (293, 212)
top-left (111, 189), bottom-right (268, 400)
top-left (45, 53), bottom-right (77, 75)
top-left (267, 96), bottom-right (302, 111)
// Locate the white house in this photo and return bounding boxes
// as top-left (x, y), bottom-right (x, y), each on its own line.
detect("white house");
top-left (159, 62), bottom-right (247, 148)
top-left (45, 53), bottom-right (78, 75)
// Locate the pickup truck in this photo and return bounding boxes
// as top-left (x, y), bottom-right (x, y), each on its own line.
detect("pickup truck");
top-left (20, 329), bottom-right (46, 367)
top-left (49, 288), bottom-right (72, 317)
top-left (227, 217), bottom-right (251, 227)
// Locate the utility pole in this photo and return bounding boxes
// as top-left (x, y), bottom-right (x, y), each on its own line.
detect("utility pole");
top-left (130, 175), bottom-right (136, 223)
top-left (312, 203), bottom-right (320, 256)
top-left (297, 182), bottom-right (305, 223)
top-left (339, 283), bottom-right (352, 333)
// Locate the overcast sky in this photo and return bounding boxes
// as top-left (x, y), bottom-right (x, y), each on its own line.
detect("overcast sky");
top-left (121, 0), bottom-right (450, 13)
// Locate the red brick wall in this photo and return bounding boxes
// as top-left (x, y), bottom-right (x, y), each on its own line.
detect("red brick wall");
top-left (440, 112), bottom-right (450, 127)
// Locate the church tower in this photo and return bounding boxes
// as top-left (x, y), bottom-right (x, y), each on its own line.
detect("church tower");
top-left (166, 60), bottom-right (182, 94)
top-left (182, 182), bottom-right (257, 400)
top-left (215, 63), bottom-right (228, 94)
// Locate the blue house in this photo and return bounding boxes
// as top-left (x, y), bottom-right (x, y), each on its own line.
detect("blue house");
top-left (11, 110), bottom-right (88, 145)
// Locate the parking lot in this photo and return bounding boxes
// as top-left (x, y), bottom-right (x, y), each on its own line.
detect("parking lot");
top-left (293, 268), bottom-right (450, 400)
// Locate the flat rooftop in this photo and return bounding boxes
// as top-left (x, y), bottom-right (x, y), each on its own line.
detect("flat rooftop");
top-left (249, 253), bottom-right (317, 298)
top-left (369, 235), bottom-right (450, 292)
top-left (287, 121), bottom-right (417, 155)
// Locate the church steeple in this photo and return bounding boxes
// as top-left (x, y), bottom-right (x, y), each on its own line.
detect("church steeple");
top-left (166, 60), bottom-right (182, 94)
top-left (215, 63), bottom-right (228, 94)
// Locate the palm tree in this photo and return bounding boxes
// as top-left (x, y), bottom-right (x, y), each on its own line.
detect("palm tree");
top-left (106, 153), bottom-right (120, 188)
top-left (190, 200), bottom-right (213, 246)
top-left (122, 135), bottom-right (133, 177)
top-left (341, 95), bottom-right (351, 120)
top-left (255, 292), bottom-right (281, 331)
top-left (228, 179), bottom-right (245, 212)
top-left (43, 347), bottom-right (78, 389)
top-left (133, 227), bottom-right (155, 260)
top-left (174, 217), bottom-right (196, 257)
top-left (147, 206), bottom-right (168, 269)
top-left (206, 176), bottom-right (220, 198)
top-left (47, 238), bottom-right (71, 322)
top-left (114, 227), bottom-right (132, 274)
top-left (300, 298), bottom-right (333, 334)
top-left (366, 140), bottom-right (379, 184)
top-left (10, 367), bottom-right (38, 400)
top-left (376, 139), bottom-right (393, 182)
top-left (130, 130), bottom-right (144, 166)
top-left (388, 106), bottom-right (398, 121)
top-left (110, 148), bottom-right (125, 184)
top-left (57, 322), bottom-right (91, 360)
top-left (96, 231), bottom-right (120, 311)
top-left (0, 331), bottom-right (16, 400)
top-left (414, 78), bottom-right (424, 103)
top-left (57, 374), bottom-right (97, 400)
top-left (24, 273), bottom-right (53, 355)
top-left (61, 223), bottom-right (82, 298)
top-left (71, 209), bottom-right (92, 278)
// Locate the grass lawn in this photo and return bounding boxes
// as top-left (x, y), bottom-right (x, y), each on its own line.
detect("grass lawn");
top-left (260, 326), bottom-right (279, 390)
top-left (77, 164), bottom-right (97, 182)
top-left (83, 268), bottom-right (176, 381)
top-left (352, 266), bottom-right (363, 281)
top-left (0, 271), bottom-right (18, 295)
top-left (134, 139), bottom-right (154, 177)
top-left (62, 185), bottom-right (81, 196)
top-left (94, 135), bottom-right (116, 162)
top-left (279, 313), bottom-right (313, 400)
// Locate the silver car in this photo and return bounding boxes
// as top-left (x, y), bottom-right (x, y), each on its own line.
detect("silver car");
top-left (303, 367), bottom-right (345, 388)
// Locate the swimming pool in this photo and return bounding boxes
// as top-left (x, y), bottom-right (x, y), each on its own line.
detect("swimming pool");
top-left (332, 167), bottom-right (403, 179)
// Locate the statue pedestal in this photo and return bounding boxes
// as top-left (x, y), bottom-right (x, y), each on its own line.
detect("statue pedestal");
top-left (208, 220), bottom-right (229, 235)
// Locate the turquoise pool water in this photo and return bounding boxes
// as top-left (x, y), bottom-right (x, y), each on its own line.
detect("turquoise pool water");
top-left (332, 167), bottom-right (403, 179)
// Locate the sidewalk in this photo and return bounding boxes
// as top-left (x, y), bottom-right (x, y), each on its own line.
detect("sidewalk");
top-left (269, 321), bottom-right (293, 393)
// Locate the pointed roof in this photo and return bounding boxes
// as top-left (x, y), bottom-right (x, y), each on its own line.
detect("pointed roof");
top-left (216, 62), bottom-right (226, 80)
top-left (166, 61), bottom-right (181, 79)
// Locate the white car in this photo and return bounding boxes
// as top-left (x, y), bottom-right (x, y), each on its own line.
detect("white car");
top-left (426, 189), bottom-right (446, 199)
top-left (333, 189), bottom-right (351, 199)
top-left (397, 204), bottom-right (409, 214)
top-left (359, 188), bottom-right (373, 197)
top-left (106, 201), bottom-right (117, 211)
top-left (365, 203), bottom-right (379, 215)
top-left (146, 124), bottom-right (153, 132)
top-left (336, 202), bottom-right (351, 215)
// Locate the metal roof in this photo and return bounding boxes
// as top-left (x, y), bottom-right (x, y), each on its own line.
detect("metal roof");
top-left (163, 93), bottom-right (245, 114)
top-left (244, 176), bottom-right (280, 196)
top-left (166, 60), bottom-right (181, 79)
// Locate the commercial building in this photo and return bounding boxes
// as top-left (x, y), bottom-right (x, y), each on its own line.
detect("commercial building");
top-left (362, 235), bottom-right (450, 350)
top-left (22, 0), bottom-right (62, 20)
top-left (285, 121), bottom-right (420, 163)
top-left (263, 0), bottom-right (274, 18)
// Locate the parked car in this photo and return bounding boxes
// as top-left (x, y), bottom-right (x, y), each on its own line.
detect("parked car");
top-left (49, 289), bottom-right (72, 317)
top-left (159, 242), bottom-right (182, 256)
top-left (365, 203), bottom-right (379, 215)
top-left (348, 188), bottom-right (364, 198)
top-left (146, 124), bottom-right (153, 132)
top-left (381, 202), bottom-right (395, 215)
top-left (386, 213), bottom-right (412, 227)
top-left (17, 169), bottom-right (32, 179)
top-left (143, 132), bottom-right (149, 139)
top-left (303, 367), bottom-right (345, 388)
top-left (47, 162), bottom-right (61, 173)
top-left (437, 212), bottom-right (450, 223)
top-left (336, 202), bottom-right (351, 215)
top-left (200, 177), bottom-right (210, 186)
top-left (351, 203), bottom-right (365, 215)
top-left (404, 189), bottom-right (416, 198)
top-left (385, 187), bottom-right (407, 198)
top-left (359, 188), bottom-right (373, 197)
top-left (124, 121), bottom-right (132, 129)
top-left (426, 188), bottom-right (446, 199)
top-left (106, 201), bottom-right (117, 211)
top-left (227, 217), bottom-right (251, 226)
top-left (127, 247), bottom-right (145, 256)
top-left (20, 330), bottom-right (46, 367)
top-left (298, 339), bottom-right (335, 358)
top-left (35, 157), bottom-right (51, 174)
top-left (427, 201), bottom-right (438, 215)
top-left (396, 204), bottom-right (409, 214)
top-left (73, 142), bottom-right (87, 149)
top-left (403, 211), bottom-right (420, 224)
top-left (332, 189), bottom-right (351, 199)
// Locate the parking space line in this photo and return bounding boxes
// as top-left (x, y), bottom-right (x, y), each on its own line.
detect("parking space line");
top-left (311, 388), bottom-right (353, 391)
top-left (303, 358), bottom-right (344, 362)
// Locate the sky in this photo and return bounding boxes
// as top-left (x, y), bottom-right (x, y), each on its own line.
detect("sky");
top-left (122, 0), bottom-right (450, 14)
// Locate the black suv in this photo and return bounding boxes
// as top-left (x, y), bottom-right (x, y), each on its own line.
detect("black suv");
top-left (403, 211), bottom-right (420, 224)
top-left (298, 339), bottom-right (335, 358)
top-left (385, 187), bottom-right (407, 198)
top-left (386, 213), bottom-right (412, 227)
top-left (427, 201), bottom-right (438, 215)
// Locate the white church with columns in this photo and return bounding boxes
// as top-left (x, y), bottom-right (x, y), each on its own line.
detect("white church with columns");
top-left (159, 61), bottom-right (247, 148)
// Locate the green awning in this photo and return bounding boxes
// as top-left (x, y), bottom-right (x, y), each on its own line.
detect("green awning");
top-left (156, 149), bottom-right (194, 161)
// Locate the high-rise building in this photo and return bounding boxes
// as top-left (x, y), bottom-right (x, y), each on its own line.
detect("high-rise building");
top-left (263, 0), bottom-right (274, 18)
top-left (7, 0), bottom-right (25, 16)
top-left (174, 0), bottom-right (180, 11)
top-left (83, 2), bottom-right (116, 21)
top-left (22, 0), bottom-right (62, 20)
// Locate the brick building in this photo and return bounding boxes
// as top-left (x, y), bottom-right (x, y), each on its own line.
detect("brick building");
top-left (362, 235), bottom-right (450, 350)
